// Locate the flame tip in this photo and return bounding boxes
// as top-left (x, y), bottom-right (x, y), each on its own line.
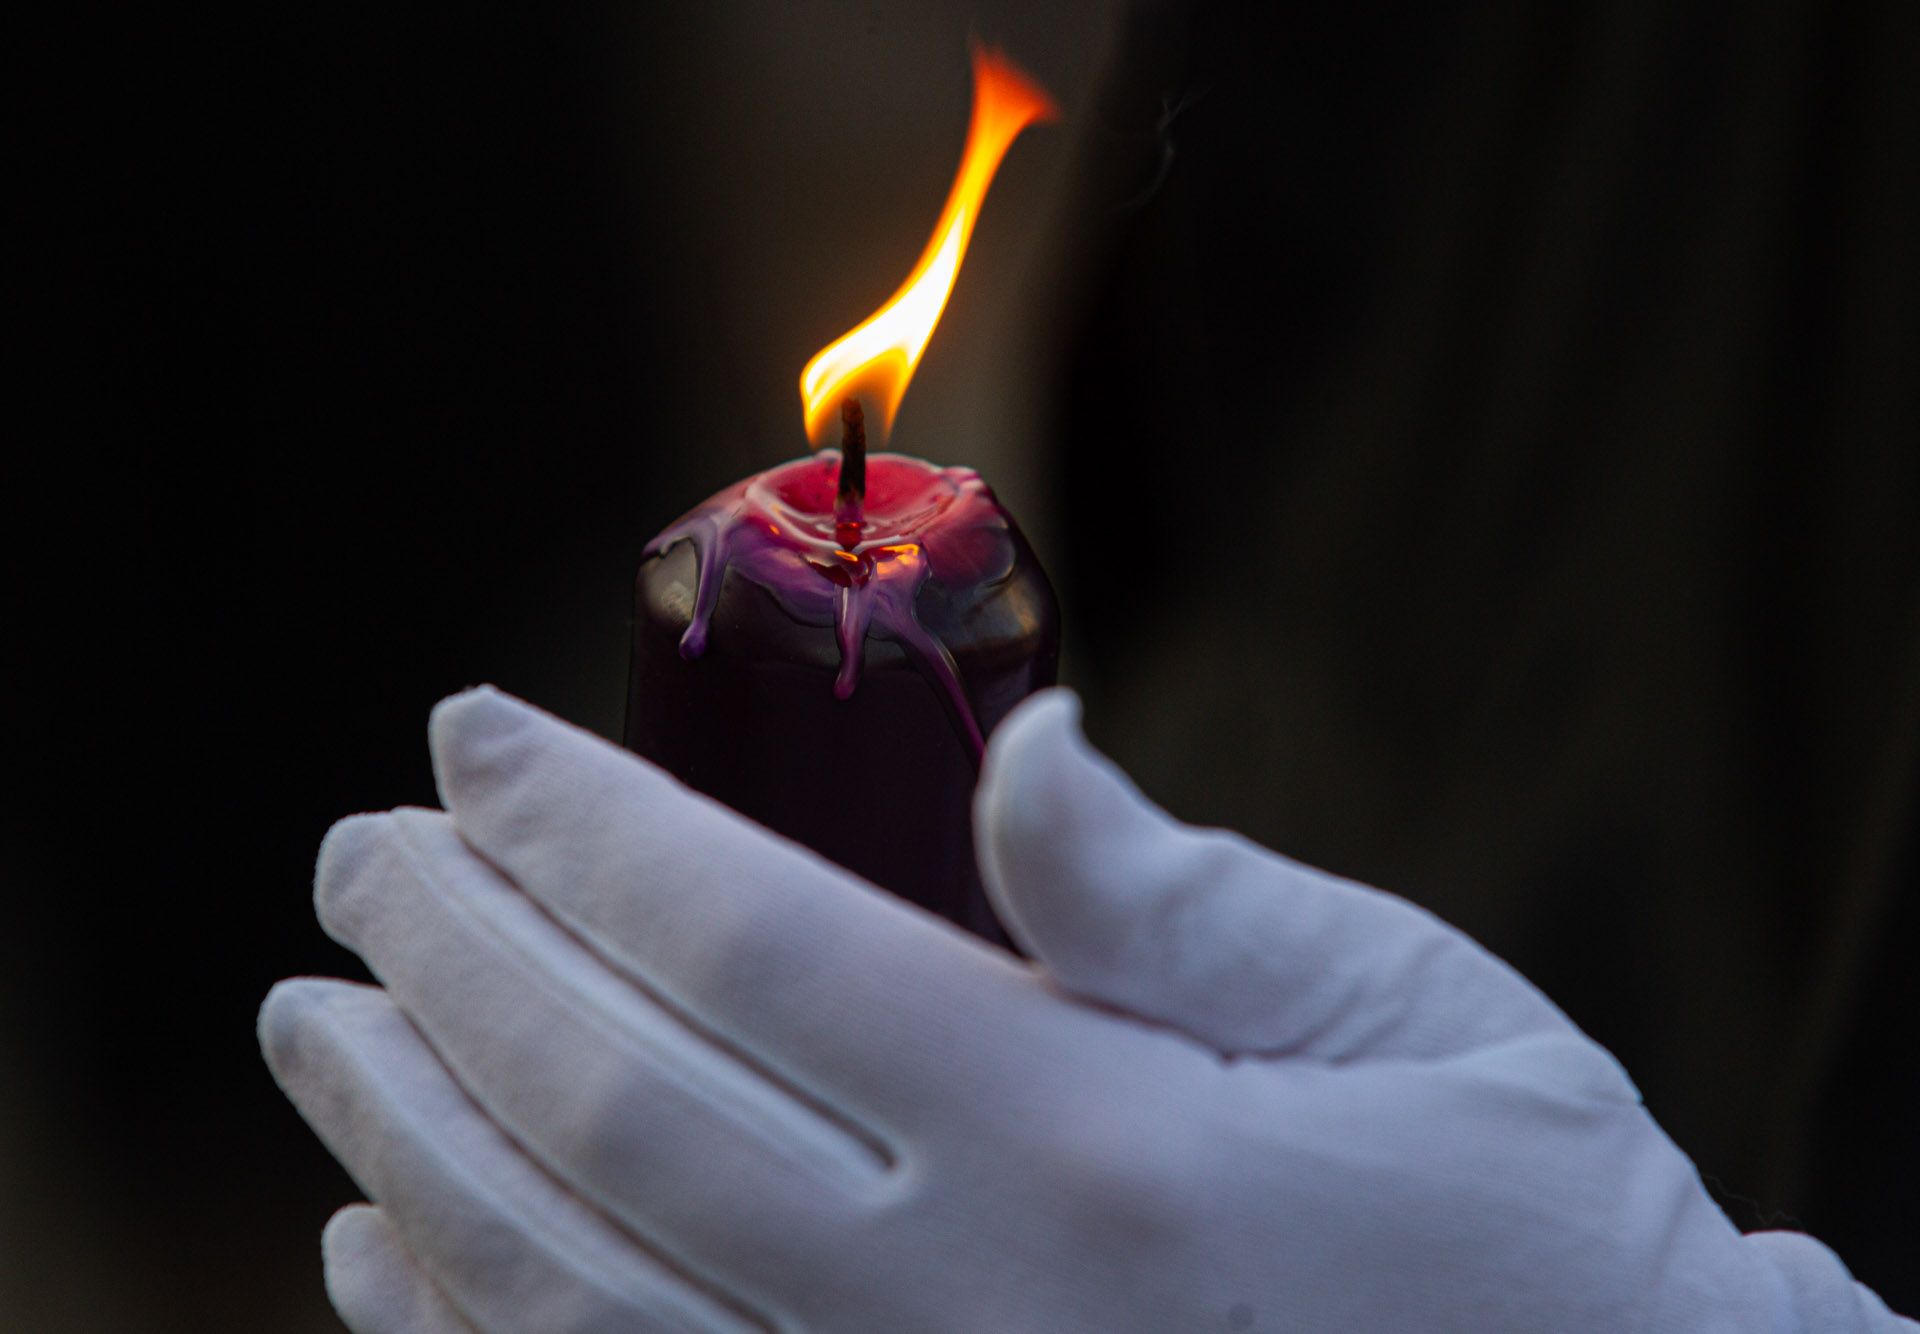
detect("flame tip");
top-left (967, 39), bottom-right (1060, 121)
top-left (799, 44), bottom-right (1057, 446)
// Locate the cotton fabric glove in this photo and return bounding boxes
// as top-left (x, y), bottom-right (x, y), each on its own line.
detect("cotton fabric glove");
top-left (261, 687), bottom-right (1914, 1333)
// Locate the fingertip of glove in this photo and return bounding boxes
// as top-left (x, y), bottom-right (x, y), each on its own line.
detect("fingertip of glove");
top-left (321, 1202), bottom-right (388, 1266)
top-left (429, 683), bottom-right (521, 777)
top-left (992, 685), bottom-right (1084, 753)
top-left (258, 978), bottom-right (389, 1084)
top-left (256, 976), bottom-right (334, 1079)
top-left (323, 1203), bottom-right (466, 1334)
top-left (978, 689), bottom-right (1083, 818)
top-left (979, 687), bottom-right (1132, 858)
top-left (428, 684), bottom-right (580, 815)
top-left (428, 682), bottom-right (515, 740)
top-left (975, 690), bottom-right (1106, 945)
top-left (314, 812), bottom-right (395, 939)
top-left (317, 811), bottom-right (388, 883)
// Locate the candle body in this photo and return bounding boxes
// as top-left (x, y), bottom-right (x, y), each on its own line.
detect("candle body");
top-left (625, 453), bottom-right (1059, 944)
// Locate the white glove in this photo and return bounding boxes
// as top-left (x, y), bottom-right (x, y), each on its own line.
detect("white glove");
top-left (261, 687), bottom-right (1913, 1333)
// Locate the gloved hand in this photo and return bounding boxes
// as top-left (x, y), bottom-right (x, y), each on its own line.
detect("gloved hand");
top-left (261, 687), bottom-right (1913, 1333)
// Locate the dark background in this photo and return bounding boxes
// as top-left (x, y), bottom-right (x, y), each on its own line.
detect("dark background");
top-left (13, 1), bottom-right (1916, 1328)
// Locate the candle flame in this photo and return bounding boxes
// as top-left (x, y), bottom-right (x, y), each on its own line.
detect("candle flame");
top-left (799, 43), bottom-right (1057, 446)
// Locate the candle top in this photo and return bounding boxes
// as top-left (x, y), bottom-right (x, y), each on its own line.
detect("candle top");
top-left (643, 451), bottom-right (1017, 758)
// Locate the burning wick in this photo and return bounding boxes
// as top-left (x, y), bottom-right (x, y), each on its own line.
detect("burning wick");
top-left (836, 396), bottom-right (867, 515)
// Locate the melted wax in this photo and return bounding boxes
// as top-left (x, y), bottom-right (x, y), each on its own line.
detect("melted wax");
top-left (643, 451), bottom-right (1016, 760)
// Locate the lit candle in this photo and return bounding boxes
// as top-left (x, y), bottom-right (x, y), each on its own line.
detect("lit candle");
top-left (624, 45), bottom-right (1059, 945)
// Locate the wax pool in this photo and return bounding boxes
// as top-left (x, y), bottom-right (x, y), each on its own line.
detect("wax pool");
top-left (624, 450), bottom-right (1059, 944)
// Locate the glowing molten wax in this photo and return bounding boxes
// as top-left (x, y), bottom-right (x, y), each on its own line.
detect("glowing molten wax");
top-left (798, 43), bottom-right (1058, 445)
top-left (643, 453), bottom-right (1016, 757)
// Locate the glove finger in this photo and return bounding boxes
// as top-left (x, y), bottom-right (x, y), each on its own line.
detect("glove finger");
top-left (424, 686), bottom-right (1062, 1134)
top-left (314, 810), bottom-right (888, 1306)
top-left (322, 1204), bottom-right (476, 1334)
top-left (974, 690), bottom-right (1573, 1063)
top-left (262, 979), bottom-right (770, 1334)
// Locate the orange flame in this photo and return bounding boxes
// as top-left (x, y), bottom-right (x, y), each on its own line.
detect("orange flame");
top-left (800, 44), bottom-right (1057, 445)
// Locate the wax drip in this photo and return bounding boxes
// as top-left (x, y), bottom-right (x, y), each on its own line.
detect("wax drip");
top-left (643, 451), bottom-right (1011, 764)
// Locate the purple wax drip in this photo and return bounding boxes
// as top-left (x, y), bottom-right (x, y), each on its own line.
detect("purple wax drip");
top-left (643, 451), bottom-right (1014, 762)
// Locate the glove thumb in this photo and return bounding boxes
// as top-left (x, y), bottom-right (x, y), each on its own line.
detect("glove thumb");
top-left (975, 690), bottom-right (1574, 1062)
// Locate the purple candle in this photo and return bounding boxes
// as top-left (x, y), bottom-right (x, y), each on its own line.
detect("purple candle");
top-left (623, 45), bottom-right (1059, 942)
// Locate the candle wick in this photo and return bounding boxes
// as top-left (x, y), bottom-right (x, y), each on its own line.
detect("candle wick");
top-left (836, 397), bottom-right (867, 510)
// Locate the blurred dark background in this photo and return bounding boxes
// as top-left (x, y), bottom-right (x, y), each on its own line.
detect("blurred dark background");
top-left (13, 0), bottom-right (1916, 1327)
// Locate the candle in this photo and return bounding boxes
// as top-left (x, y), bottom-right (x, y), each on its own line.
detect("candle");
top-left (624, 45), bottom-right (1059, 944)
